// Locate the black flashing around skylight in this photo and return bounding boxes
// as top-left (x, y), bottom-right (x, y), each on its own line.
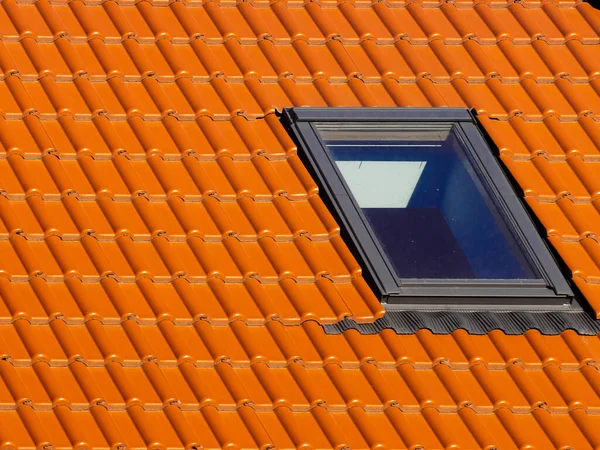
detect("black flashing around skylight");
top-left (323, 308), bottom-right (600, 336)
top-left (281, 107), bottom-right (575, 310)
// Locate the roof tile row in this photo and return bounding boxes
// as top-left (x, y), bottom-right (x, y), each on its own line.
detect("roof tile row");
top-left (2, 81), bottom-right (600, 121)
top-left (1, 1), bottom-right (598, 44)
top-left (7, 0), bottom-right (590, 6)
top-left (4, 42), bottom-right (599, 85)
top-left (1, 351), bottom-right (600, 415)
top-left (0, 407), bottom-right (597, 449)
top-left (3, 319), bottom-right (600, 369)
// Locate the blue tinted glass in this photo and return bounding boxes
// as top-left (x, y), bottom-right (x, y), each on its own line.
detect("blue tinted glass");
top-left (318, 124), bottom-right (538, 280)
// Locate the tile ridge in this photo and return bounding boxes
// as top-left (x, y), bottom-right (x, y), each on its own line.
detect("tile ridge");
top-left (2, 348), bottom-right (598, 371)
top-left (3, 36), bottom-right (599, 45)
top-left (14, 0), bottom-right (589, 7)
top-left (0, 274), bottom-right (362, 283)
top-left (0, 400), bottom-right (596, 415)
top-left (0, 112), bottom-right (597, 121)
top-left (0, 193), bottom-right (320, 202)
top-left (5, 72), bottom-right (600, 85)
top-left (0, 232), bottom-right (338, 243)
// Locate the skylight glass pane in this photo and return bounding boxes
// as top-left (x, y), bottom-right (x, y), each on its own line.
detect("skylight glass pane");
top-left (317, 123), bottom-right (538, 280)
top-left (334, 161), bottom-right (426, 208)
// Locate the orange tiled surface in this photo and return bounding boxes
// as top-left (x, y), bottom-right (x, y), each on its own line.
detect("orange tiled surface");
top-left (0, 0), bottom-right (600, 448)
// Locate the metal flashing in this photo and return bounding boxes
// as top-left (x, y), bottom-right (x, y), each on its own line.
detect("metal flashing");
top-left (324, 308), bottom-right (600, 335)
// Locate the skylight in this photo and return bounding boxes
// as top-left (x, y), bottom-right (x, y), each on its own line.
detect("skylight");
top-left (283, 107), bottom-right (573, 307)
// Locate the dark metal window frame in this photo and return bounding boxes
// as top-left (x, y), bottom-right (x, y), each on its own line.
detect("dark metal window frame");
top-left (281, 107), bottom-right (574, 308)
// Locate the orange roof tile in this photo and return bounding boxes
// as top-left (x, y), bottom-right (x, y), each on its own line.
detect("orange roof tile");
top-left (0, 0), bottom-right (600, 447)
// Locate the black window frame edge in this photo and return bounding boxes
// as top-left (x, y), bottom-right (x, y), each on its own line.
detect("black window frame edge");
top-left (281, 107), bottom-right (575, 309)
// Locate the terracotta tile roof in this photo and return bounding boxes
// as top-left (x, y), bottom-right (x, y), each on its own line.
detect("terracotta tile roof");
top-left (0, 0), bottom-right (600, 447)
